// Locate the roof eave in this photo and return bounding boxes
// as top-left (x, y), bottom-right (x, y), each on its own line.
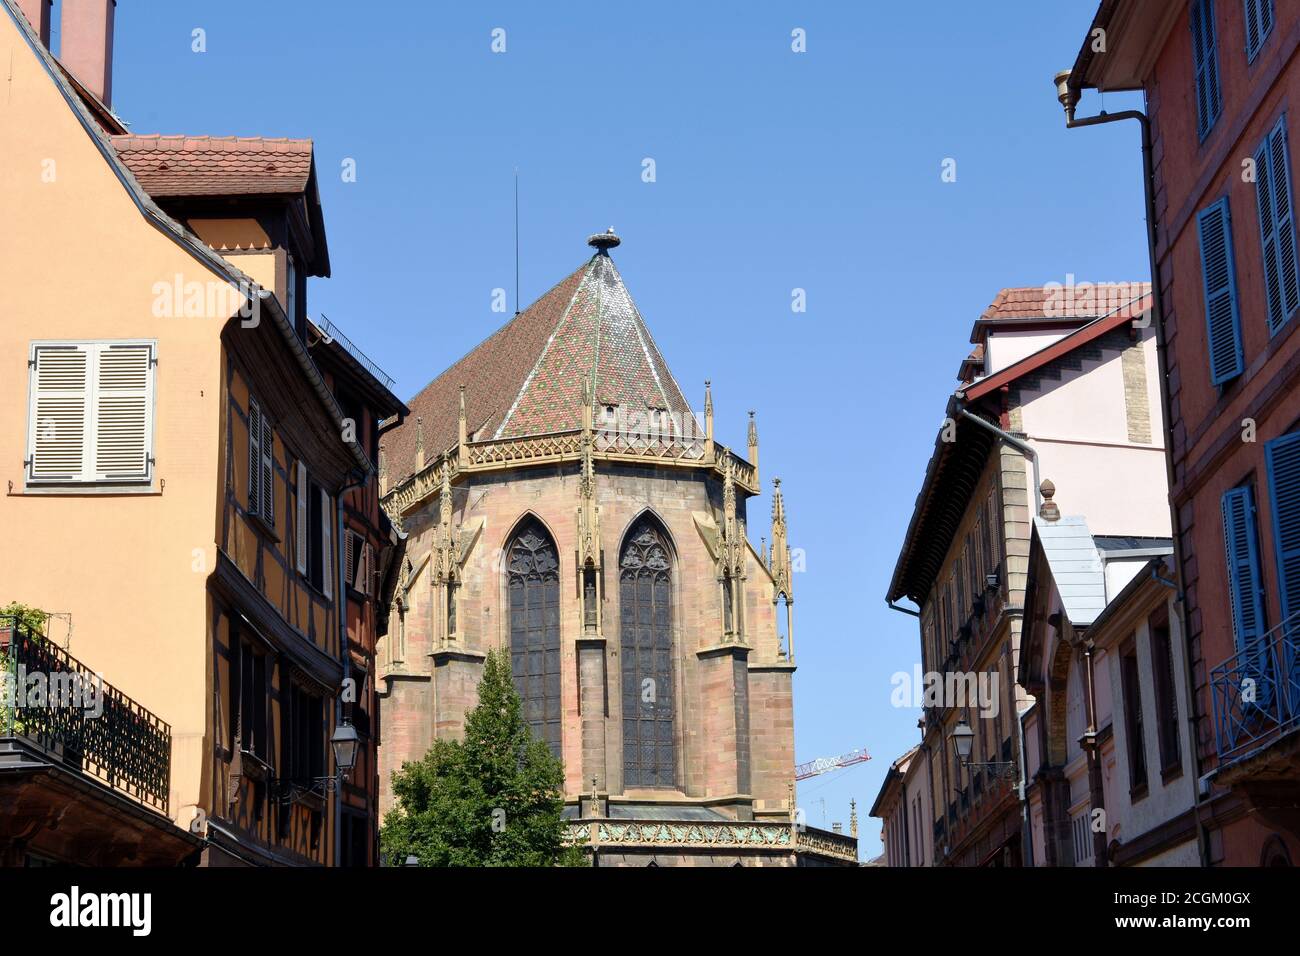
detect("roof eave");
top-left (1066, 0), bottom-right (1181, 93)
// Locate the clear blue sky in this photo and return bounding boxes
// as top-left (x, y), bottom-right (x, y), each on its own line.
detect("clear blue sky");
top-left (95, 0), bottom-right (1146, 859)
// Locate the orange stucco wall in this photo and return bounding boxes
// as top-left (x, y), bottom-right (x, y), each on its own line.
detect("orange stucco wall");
top-left (0, 8), bottom-right (233, 825)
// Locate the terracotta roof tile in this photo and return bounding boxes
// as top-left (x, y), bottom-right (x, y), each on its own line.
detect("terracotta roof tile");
top-left (111, 134), bottom-right (314, 197)
top-left (386, 251), bottom-right (699, 484)
top-left (971, 282), bottom-right (1151, 343)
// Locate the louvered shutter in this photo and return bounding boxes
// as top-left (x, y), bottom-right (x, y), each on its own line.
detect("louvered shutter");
top-left (1222, 486), bottom-right (1271, 705)
top-left (1245, 0), bottom-right (1274, 62)
top-left (364, 542), bottom-right (375, 595)
top-left (260, 416), bottom-right (274, 527)
top-left (1256, 117), bottom-right (1300, 333)
top-left (1266, 433), bottom-right (1300, 633)
top-left (296, 461), bottom-right (308, 574)
top-left (248, 399), bottom-right (261, 515)
top-left (1268, 119), bottom-right (1299, 326)
top-left (1190, 0), bottom-right (1222, 139)
top-left (344, 530), bottom-right (356, 593)
top-left (1197, 199), bottom-right (1245, 384)
top-left (321, 490), bottom-right (333, 600)
top-left (94, 344), bottom-right (153, 481)
top-left (28, 344), bottom-right (89, 481)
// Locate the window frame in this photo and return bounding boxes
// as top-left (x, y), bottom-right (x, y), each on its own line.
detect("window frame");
top-left (25, 339), bottom-right (158, 488)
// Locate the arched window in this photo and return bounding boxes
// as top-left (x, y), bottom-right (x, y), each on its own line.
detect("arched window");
top-left (620, 518), bottom-right (675, 788)
top-left (507, 519), bottom-right (562, 758)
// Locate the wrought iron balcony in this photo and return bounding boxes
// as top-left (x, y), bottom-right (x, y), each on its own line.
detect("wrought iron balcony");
top-left (1211, 610), bottom-right (1300, 768)
top-left (0, 615), bottom-right (172, 814)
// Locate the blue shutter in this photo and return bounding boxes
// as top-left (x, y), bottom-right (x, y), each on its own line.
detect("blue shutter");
top-left (1256, 117), bottom-right (1300, 333)
top-left (1197, 198), bottom-right (1245, 384)
top-left (1244, 0), bottom-right (1275, 62)
top-left (1266, 432), bottom-right (1300, 702)
top-left (1266, 433), bottom-right (1300, 626)
top-left (1223, 486), bottom-right (1272, 704)
top-left (1191, 0), bottom-right (1222, 139)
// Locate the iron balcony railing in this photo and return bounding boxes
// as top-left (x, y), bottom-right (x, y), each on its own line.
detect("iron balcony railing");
top-left (1211, 609), bottom-right (1300, 767)
top-left (0, 615), bottom-right (172, 813)
top-left (315, 314), bottom-right (397, 391)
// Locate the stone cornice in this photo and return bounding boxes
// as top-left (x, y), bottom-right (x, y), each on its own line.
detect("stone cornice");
top-left (383, 431), bottom-right (760, 520)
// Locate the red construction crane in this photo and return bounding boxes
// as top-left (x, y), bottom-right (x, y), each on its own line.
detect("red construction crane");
top-left (794, 747), bottom-right (871, 781)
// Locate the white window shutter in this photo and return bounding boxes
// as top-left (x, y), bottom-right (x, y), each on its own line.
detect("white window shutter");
top-left (296, 461), bottom-right (308, 574)
top-left (94, 344), bottom-right (154, 481)
top-left (260, 417), bottom-right (275, 526)
top-left (28, 345), bottom-right (90, 481)
top-left (248, 399), bottom-right (261, 514)
top-left (322, 490), bottom-right (333, 599)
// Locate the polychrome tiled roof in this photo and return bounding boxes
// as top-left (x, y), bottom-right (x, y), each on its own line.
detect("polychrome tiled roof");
top-left (387, 249), bottom-right (699, 483)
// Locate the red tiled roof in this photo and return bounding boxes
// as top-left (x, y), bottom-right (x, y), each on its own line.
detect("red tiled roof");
top-left (111, 135), bottom-right (314, 197)
top-left (385, 252), bottom-right (699, 484)
top-left (970, 282), bottom-right (1151, 343)
top-left (957, 343), bottom-right (985, 383)
top-left (962, 291), bottom-right (1154, 402)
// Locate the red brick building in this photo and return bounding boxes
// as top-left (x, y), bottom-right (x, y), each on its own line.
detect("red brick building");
top-left (1063, 0), bottom-right (1300, 866)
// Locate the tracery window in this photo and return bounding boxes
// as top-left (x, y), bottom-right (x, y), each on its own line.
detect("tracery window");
top-left (507, 520), bottom-right (562, 758)
top-left (620, 518), bottom-right (675, 788)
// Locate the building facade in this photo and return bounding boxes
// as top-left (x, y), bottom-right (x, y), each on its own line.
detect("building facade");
top-left (869, 745), bottom-right (933, 867)
top-left (1063, 0), bottom-right (1300, 866)
top-left (375, 231), bottom-right (856, 865)
top-left (887, 284), bottom-right (1163, 867)
top-left (0, 0), bottom-right (392, 865)
top-left (1019, 497), bottom-right (1199, 867)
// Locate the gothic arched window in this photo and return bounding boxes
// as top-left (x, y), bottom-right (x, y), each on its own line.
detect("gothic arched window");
top-left (620, 518), bottom-right (675, 788)
top-left (507, 519), bottom-right (562, 758)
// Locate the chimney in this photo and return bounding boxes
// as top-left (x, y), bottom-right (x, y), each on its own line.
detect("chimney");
top-left (16, 0), bottom-right (52, 47)
top-left (60, 0), bottom-right (116, 107)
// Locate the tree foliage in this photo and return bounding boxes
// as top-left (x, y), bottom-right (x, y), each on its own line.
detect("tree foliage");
top-left (380, 648), bottom-right (586, 867)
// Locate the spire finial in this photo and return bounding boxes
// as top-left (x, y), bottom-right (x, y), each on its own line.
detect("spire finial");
top-left (1039, 478), bottom-right (1060, 522)
top-left (587, 227), bottom-right (621, 254)
top-left (415, 416), bottom-right (426, 470)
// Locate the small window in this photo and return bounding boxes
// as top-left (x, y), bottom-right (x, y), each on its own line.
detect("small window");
top-left (1149, 607), bottom-right (1182, 775)
top-left (26, 341), bottom-right (156, 484)
top-left (344, 529), bottom-right (371, 595)
top-left (1120, 646), bottom-right (1148, 796)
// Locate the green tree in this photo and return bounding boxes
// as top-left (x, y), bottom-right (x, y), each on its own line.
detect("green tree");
top-left (380, 648), bottom-right (586, 867)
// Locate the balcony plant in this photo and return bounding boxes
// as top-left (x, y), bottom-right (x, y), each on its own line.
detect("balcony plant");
top-left (0, 602), bottom-right (48, 736)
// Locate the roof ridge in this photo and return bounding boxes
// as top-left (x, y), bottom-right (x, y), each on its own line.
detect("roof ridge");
top-left (404, 258), bottom-right (593, 405)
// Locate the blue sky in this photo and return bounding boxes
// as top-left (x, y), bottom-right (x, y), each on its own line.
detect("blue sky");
top-left (92, 0), bottom-right (1146, 858)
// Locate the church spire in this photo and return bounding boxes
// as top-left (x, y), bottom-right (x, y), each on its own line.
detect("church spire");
top-left (770, 477), bottom-right (791, 599)
top-left (770, 477), bottom-right (795, 661)
top-left (704, 380), bottom-right (715, 460)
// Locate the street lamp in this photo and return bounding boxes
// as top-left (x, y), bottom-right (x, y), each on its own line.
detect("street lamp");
top-left (949, 719), bottom-right (1017, 780)
top-left (275, 718), bottom-right (360, 803)
top-left (331, 719), bottom-right (359, 777)
top-left (950, 720), bottom-right (975, 759)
